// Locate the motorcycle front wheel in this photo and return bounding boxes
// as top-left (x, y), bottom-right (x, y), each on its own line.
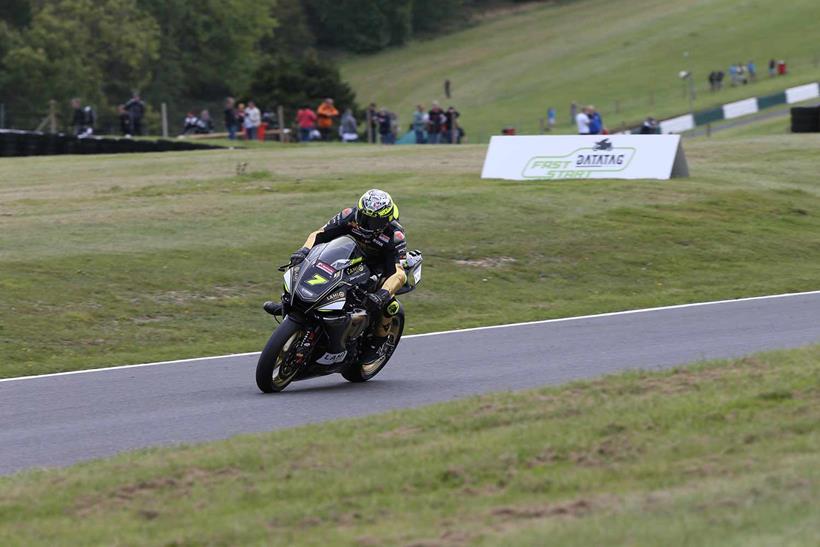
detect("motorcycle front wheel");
top-left (343, 305), bottom-right (405, 383)
top-left (255, 316), bottom-right (305, 393)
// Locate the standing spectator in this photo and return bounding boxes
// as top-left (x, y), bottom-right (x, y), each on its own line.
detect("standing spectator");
top-left (768, 58), bottom-right (777, 77)
top-left (570, 101), bottom-right (578, 125)
top-left (427, 101), bottom-right (445, 144)
top-left (412, 105), bottom-right (427, 144)
top-left (716, 70), bottom-right (725, 90)
top-left (244, 100), bottom-right (261, 140)
top-left (377, 108), bottom-right (394, 145)
top-left (316, 98), bottom-right (339, 141)
top-left (575, 106), bottom-right (591, 135)
top-left (224, 97), bottom-right (238, 140)
top-left (443, 106), bottom-right (460, 144)
top-left (747, 60), bottom-right (756, 82)
top-left (117, 104), bottom-right (132, 136)
top-left (197, 109), bottom-right (214, 133)
top-left (70, 98), bottom-right (95, 137)
top-left (296, 105), bottom-right (317, 142)
top-left (236, 103), bottom-right (246, 137)
top-left (125, 92), bottom-right (145, 136)
top-left (728, 63), bottom-right (739, 86)
top-left (736, 62), bottom-right (747, 84)
top-left (708, 71), bottom-right (717, 92)
top-left (588, 105), bottom-right (604, 135)
top-left (547, 107), bottom-right (556, 131)
top-left (340, 108), bottom-right (358, 142)
top-left (444, 79), bottom-right (451, 99)
top-left (777, 59), bottom-right (787, 75)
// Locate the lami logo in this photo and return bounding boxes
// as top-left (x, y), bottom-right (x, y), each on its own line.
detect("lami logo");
top-left (522, 139), bottom-right (636, 179)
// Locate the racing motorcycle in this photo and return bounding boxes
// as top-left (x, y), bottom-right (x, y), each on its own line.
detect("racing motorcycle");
top-left (255, 235), bottom-right (423, 393)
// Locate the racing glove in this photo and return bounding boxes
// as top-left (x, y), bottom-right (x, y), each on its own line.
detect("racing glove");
top-left (290, 247), bottom-right (310, 265)
top-left (367, 288), bottom-right (391, 312)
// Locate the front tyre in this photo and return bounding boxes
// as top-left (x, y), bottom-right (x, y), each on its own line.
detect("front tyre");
top-left (256, 316), bottom-right (305, 393)
top-left (343, 305), bottom-right (404, 383)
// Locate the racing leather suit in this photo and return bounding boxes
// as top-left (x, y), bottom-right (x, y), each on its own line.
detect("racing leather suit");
top-left (301, 207), bottom-right (407, 336)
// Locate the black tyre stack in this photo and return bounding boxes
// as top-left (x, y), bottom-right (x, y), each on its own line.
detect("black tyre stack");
top-left (790, 106), bottom-right (820, 133)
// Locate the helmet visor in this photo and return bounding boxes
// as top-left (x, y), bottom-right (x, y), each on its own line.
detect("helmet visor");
top-left (357, 210), bottom-right (389, 233)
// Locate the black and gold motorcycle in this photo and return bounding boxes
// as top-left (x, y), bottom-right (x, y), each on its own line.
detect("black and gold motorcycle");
top-left (255, 235), bottom-right (422, 393)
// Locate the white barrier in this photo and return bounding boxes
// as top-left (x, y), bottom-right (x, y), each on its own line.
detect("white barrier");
top-left (659, 114), bottom-right (695, 134)
top-left (722, 98), bottom-right (759, 119)
top-left (786, 82), bottom-right (820, 104)
top-left (481, 135), bottom-right (688, 181)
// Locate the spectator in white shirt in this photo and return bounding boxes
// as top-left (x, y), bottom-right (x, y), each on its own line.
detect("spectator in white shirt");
top-left (244, 100), bottom-right (261, 140)
top-left (576, 106), bottom-right (591, 135)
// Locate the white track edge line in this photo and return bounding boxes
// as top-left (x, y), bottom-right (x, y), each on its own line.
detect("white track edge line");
top-left (2, 289), bottom-right (818, 384)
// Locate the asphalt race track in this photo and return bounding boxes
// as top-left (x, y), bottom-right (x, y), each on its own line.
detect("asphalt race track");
top-left (1, 291), bottom-right (818, 475)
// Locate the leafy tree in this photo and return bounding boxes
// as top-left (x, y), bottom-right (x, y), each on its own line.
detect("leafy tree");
top-left (412, 0), bottom-right (464, 34)
top-left (248, 53), bottom-right (358, 120)
top-left (0, 0), bottom-right (32, 29)
top-left (303, 0), bottom-right (412, 53)
top-left (0, 0), bottom-right (159, 129)
top-left (260, 0), bottom-right (314, 58)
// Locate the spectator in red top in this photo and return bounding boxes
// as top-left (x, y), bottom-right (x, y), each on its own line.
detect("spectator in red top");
top-left (296, 105), bottom-right (318, 142)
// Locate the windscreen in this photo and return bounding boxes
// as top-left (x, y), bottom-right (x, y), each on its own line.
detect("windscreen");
top-left (309, 236), bottom-right (361, 270)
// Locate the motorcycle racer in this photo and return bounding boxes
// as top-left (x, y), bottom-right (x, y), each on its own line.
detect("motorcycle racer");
top-left (266, 189), bottom-right (407, 362)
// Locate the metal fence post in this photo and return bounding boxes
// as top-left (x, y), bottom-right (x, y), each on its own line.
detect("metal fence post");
top-left (161, 102), bottom-right (169, 138)
top-left (277, 105), bottom-right (286, 142)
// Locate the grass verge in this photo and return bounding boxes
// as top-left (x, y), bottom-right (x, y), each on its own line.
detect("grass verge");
top-left (1, 136), bottom-right (819, 378)
top-left (1, 344), bottom-right (818, 545)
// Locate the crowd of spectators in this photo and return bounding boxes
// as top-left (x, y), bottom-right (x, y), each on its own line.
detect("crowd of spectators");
top-left (709, 58), bottom-right (787, 91)
top-left (575, 105), bottom-right (606, 135)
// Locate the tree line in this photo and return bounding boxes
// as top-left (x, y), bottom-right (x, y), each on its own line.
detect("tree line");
top-left (0, 0), bottom-right (561, 133)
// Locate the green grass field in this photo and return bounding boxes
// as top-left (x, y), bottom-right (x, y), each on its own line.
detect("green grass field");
top-left (2, 135), bottom-right (819, 379)
top-left (2, 345), bottom-right (818, 545)
top-left (340, 0), bottom-right (820, 141)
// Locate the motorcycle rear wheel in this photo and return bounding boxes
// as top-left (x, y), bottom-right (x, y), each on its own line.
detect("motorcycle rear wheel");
top-left (343, 306), bottom-right (404, 383)
top-left (256, 316), bottom-right (305, 393)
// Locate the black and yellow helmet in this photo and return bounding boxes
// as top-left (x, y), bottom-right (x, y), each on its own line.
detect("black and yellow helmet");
top-left (355, 189), bottom-right (398, 235)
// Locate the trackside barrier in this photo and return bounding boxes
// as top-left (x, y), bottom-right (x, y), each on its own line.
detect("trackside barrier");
top-left (0, 130), bottom-right (223, 158)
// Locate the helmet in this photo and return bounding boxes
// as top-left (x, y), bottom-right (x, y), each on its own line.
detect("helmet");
top-left (355, 189), bottom-right (398, 236)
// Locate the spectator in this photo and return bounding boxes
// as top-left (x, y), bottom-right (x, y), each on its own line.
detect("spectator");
top-left (777, 59), bottom-right (787, 75)
top-left (236, 103), bottom-right (246, 136)
top-left (244, 100), bottom-right (261, 140)
top-left (639, 117), bottom-right (659, 134)
top-left (737, 62), bottom-right (747, 85)
top-left (182, 112), bottom-right (199, 135)
top-left (588, 105), bottom-right (604, 135)
top-left (125, 92), bottom-right (145, 136)
top-left (547, 107), bottom-right (556, 131)
top-left (575, 106), bottom-right (591, 135)
top-left (716, 70), bottom-right (725, 90)
top-left (377, 108), bottom-right (394, 145)
top-left (728, 63), bottom-right (738, 86)
top-left (197, 109), bottom-right (214, 133)
top-left (224, 97), bottom-right (238, 140)
top-left (317, 98), bottom-right (339, 141)
top-left (427, 101), bottom-right (445, 144)
top-left (444, 79), bottom-right (451, 99)
top-left (366, 102), bottom-right (379, 143)
top-left (340, 108), bottom-right (358, 142)
top-left (768, 58), bottom-right (776, 77)
top-left (117, 104), bottom-right (132, 136)
top-left (708, 71), bottom-right (717, 92)
top-left (442, 106), bottom-right (460, 144)
top-left (70, 98), bottom-right (95, 137)
top-left (296, 105), bottom-right (317, 142)
top-left (747, 60), bottom-right (756, 82)
top-left (412, 104), bottom-right (427, 144)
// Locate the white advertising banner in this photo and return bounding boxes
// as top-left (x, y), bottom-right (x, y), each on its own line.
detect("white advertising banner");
top-left (481, 135), bottom-right (688, 181)
top-left (723, 97), bottom-right (759, 119)
top-left (659, 114), bottom-right (695, 134)
top-left (786, 82), bottom-right (820, 104)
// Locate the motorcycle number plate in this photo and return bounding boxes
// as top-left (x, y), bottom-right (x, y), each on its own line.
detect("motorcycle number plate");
top-left (317, 351), bottom-right (347, 365)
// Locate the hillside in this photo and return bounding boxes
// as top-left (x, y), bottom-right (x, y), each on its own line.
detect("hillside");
top-left (340, 0), bottom-right (820, 141)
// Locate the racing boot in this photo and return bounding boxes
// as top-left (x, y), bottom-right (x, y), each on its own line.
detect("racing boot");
top-left (263, 301), bottom-right (283, 316)
top-left (361, 335), bottom-right (388, 364)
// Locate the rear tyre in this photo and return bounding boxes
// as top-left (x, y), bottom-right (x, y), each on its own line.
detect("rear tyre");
top-left (255, 316), bottom-right (305, 393)
top-left (343, 305), bottom-right (404, 383)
